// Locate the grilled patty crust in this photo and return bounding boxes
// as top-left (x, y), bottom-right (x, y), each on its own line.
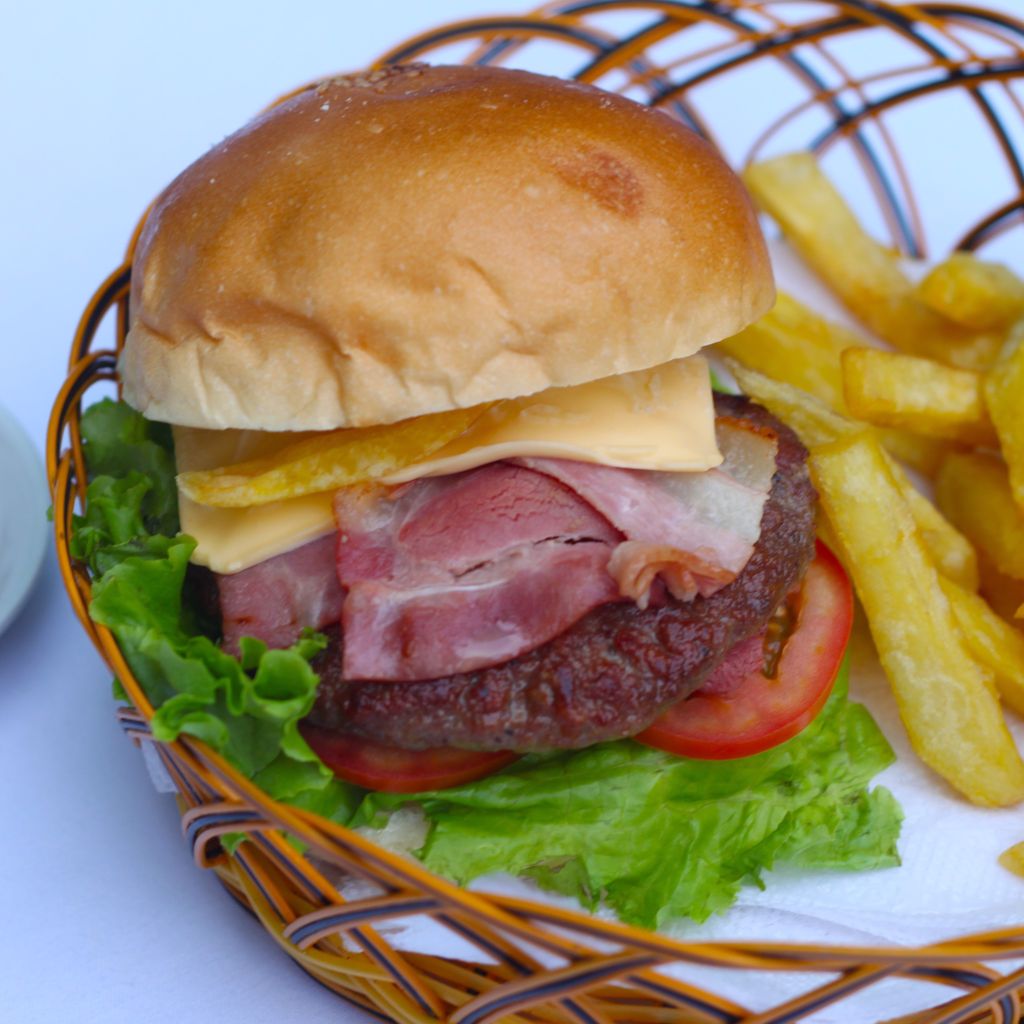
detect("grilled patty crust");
top-left (306, 395), bottom-right (816, 751)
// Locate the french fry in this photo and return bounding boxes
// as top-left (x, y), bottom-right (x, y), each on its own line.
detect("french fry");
top-left (983, 322), bottom-right (1024, 515)
top-left (940, 575), bottom-right (1024, 715)
top-left (718, 294), bottom-right (948, 475)
top-left (917, 252), bottom-right (1024, 331)
top-left (899, 480), bottom-right (979, 591)
top-left (727, 360), bottom-right (863, 448)
top-left (978, 550), bottom-right (1024, 624)
top-left (810, 433), bottom-right (1024, 807)
top-left (178, 404), bottom-right (488, 507)
top-left (999, 842), bottom-right (1024, 879)
top-left (717, 291), bottom-right (857, 409)
top-left (743, 153), bottom-right (1001, 370)
top-left (936, 452), bottom-right (1024, 580)
top-left (729, 363), bottom-right (978, 589)
top-left (816, 508), bottom-right (841, 556)
top-left (842, 348), bottom-right (995, 446)
top-left (874, 429), bottom-right (949, 479)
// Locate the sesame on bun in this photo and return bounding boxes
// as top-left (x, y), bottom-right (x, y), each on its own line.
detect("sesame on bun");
top-left (120, 64), bottom-right (772, 431)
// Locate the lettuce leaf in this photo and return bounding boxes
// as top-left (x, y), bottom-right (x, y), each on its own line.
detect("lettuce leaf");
top-left (352, 662), bottom-right (902, 927)
top-left (80, 399), bottom-right (178, 530)
top-left (75, 399), bottom-right (359, 825)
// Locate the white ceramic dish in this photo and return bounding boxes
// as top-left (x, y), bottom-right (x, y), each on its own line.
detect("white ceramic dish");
top-left (0, 404), bottom-right (49, 636)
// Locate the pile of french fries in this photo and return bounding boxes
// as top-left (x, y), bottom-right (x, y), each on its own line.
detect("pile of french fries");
top-left (716, 153), bottom-right (1024, 833)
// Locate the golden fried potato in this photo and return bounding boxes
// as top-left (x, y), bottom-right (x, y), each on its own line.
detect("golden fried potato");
top-left (842, 348), bottom-right (995, 445)
top-left (984, 323), bottom-right (1024, 515)
top-left (874, 429), bottom-right (949, 479)
top-left (717, 291), bottom-right (856, 409)
top-left (726, 361), bottom-right (861, 448)
top-left (999, 842), bottom-right (1024, 879)
top-left (941, 576), bottom-right (1024, 716)
top-left (729, 362), bottom-right (978, 588)
top-left (936, 452), bottom-right (1024, 580)
top-left (718, 296), bottom-right (947, 475)
top-left (917, 252), bottom-right (1024, 331)
top-left (743, 154), bottom-right (1000, 370)
top-left (999, 843), bottom-right (1024, 876)
top-left (815, 508), bottom-right (842, 557)
top-left (811, 434), bottom-right (1024, 806)
top-left (178, 405), bottom-right (488, 507)
top-left (898, 479), bottom-right (979, 591)
top-left (977, 550), bottom-right (1024, 623)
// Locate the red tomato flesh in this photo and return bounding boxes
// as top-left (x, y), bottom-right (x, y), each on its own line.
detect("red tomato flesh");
top-left (636, 542), bottom-right (853, 760)
top-left (300, 723), bottom-right (518, 793)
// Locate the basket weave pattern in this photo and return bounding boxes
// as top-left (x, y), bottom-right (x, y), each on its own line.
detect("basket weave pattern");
top-left (50, 3), bottom-right (1024, 1022)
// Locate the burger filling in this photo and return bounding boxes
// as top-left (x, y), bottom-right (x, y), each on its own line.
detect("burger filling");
top-left (216, 409), bottom-right (777, 678)
top-left (196, 392), bottom-right (812, 752)
top-left (75, 389), bottom-right (900, 927)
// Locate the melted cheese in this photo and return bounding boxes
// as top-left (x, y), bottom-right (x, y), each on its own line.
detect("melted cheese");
top-left (384, 355), bottom-right (719, 482)
top-left (173, 428), bottom-right (338, 576)
top-left (175, 355), bottom-right (721, 574)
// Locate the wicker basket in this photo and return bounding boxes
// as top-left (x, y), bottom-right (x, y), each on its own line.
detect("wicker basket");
top-left (49, 2), bottom-right (1024, 1021)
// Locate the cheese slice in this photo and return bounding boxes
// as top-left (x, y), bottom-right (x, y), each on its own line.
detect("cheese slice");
top-left (173, 428), bottom-right (339, 576)
top-left (175, 355), bottom-right (721, 574)
top-left (384, 355), bottom-right (719, 482)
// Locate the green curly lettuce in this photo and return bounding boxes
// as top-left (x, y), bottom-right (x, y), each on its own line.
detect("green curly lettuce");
top-left (74, 399), bottom-right (358, 825)
top-left (352, 661), bottom-right (901, 927)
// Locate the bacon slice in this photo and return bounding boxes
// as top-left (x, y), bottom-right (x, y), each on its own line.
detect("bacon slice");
top-left (606, 542), bottom-right (733, 607)
top-left (216, 413), bottom-right (778, 681)
top-left (218, 532), bottom-right (342, 653)
top-left (334, 464), bottom-right (622, 681)
top-left (516, 416), bottom-right (778, 607)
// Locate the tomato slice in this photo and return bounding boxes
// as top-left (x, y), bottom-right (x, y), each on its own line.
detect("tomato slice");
top-left (636, 542), bottom-right (853, 760)
top-left (300, 723), bottom-right (519, 792)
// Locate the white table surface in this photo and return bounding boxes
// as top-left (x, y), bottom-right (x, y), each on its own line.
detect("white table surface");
top-left (3, 2), bottom-right (1023, 1022)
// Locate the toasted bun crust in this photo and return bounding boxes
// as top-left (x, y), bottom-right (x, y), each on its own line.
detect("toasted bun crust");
top-left (122, 64), bottom-right (773, 430)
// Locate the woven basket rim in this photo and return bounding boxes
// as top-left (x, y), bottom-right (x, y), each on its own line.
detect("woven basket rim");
top-left (49, 3), bottom-right (1024, 1021)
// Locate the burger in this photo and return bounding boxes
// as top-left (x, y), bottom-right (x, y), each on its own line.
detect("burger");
top-left (81, 63), bottom-right (900, 927)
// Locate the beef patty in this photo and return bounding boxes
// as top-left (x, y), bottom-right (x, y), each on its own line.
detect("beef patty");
top-left (307, 395), bottom-right (816, 751)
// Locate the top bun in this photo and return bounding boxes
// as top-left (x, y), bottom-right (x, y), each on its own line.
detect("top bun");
top-left (121, 64), bottom-right (773, 431)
